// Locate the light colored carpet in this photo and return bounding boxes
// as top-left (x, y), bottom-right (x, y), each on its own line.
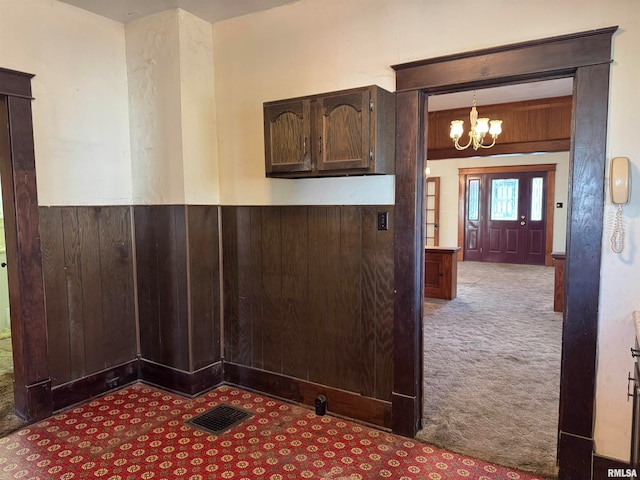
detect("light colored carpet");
top-left (0, 337), bottom-right (25, 437)
top-left (416, 261), bottom-right (561, 479)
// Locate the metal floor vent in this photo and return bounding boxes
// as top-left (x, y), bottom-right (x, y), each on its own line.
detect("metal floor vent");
top-left (187, 404), bottom-right (253, 435)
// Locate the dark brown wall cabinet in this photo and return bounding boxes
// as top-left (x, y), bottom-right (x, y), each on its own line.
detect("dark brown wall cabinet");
top-left (264, 85), bottom-right (395, 178)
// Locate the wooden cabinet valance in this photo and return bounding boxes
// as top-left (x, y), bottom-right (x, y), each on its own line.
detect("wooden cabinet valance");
top-left (264, 85), bottom-right (395, 178)
top-left (427, 96), bottom-right (572, 160)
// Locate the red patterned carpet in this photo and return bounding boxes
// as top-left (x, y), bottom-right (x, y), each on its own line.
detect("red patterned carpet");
top-left (0, 383), bottom-right (548, 479)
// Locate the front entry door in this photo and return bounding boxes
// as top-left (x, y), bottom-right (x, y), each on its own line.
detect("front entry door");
top-left (464, 171), bottom-right (547, 265)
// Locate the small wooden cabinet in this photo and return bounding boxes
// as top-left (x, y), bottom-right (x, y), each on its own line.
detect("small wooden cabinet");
top-left (424, 247), bottom-right (460, 300)
top-left (551, 252), bottom-right (565, 312)
top-left (264, 85), bottom-right (395, 178)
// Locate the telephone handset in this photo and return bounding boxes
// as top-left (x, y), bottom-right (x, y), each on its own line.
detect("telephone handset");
top-left (610, 156), bottom-right (631, 253)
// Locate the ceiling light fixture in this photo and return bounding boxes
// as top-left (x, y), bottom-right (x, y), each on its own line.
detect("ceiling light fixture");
top-left (449, 92), bottom-right (503, 151)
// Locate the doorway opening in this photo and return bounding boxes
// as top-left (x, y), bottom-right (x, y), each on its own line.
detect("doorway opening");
top-left (418, 108), bottom-right (569, 474)
top-left (391, 27), bottom-right (616, 480)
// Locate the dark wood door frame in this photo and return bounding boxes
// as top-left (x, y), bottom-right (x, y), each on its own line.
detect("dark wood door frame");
top-left (457, 164), bottom-right (557, 266)
top-left (0, 67), bottom-right (52, 422)
top-left (392, 27), bottom-right (616, 480)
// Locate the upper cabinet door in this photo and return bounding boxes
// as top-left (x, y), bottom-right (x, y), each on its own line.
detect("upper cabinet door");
top-left (264, 99), bottom-right (312, 174)
top-left (316, 90), bottom-right (371, 172)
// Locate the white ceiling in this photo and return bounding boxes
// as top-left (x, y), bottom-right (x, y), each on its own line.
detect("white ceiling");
top-left (57, 0), bottom-right (298, 24)
top-left (428, 78), bottom-right (574, 112)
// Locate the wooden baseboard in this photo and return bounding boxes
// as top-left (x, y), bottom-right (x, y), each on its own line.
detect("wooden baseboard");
top-left (14, 379), bottom-right (52, 422)
top-left (224, 362), bottom-right (392, 429)
top-left (51, 360), bottom-right (138, 411)
top-left (593, 454), bottom-right (633, 480)
top-left (139, 359), bottom-right (224, 397)
top-left (558, 431), bottom-right (593, 479)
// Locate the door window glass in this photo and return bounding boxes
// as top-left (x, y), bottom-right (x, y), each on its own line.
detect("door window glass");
top-left (468, 179), bottom-right (479, 221)
top-left (531, 177), bottom-right (544, 221)
top-left (490, 178), bottom-right (519, 221)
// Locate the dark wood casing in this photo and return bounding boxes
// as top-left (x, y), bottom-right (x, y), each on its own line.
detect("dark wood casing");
top-left (392, 26), bottom-right (617, 480)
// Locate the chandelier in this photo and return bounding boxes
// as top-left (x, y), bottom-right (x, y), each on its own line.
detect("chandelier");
top-left (449, 92), bottom-right (503, 150)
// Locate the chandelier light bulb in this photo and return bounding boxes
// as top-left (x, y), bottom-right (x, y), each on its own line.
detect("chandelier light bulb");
top-left (489, 120), bottom-right (503, 136)
top-left (450, 120), bottom-right (464, 139)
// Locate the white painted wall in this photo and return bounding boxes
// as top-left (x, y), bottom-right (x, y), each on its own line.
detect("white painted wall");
top-left (213, 0), bottom-right (640, 460)
top-left (126, 8), bottom-right (219, 204)
top-left (0, 0), bottom-right (132, 205)
top-left (178, 9), bottom-right (219, 205)
top-left (426, 152), bottom-right (570, 252)
top-left (126, 10), bottom-right (184, 204)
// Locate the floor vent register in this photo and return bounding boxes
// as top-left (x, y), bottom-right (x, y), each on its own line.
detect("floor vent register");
top-left (187, 404), bottom-right (253, 435)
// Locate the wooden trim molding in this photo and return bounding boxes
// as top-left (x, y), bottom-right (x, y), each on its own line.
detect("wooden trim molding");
top-left (593, 454), bottom-right (632, 480)
top-left (51, 360), bottom-right (138, 411)
top-left (0, 70), bottom-right (50, 423)
top-left (392, 26), bottom-right (616, 480)
top-left (393, 26), bottom-right (617, 92)
top-left (139, 359), bottom-right (224, 397)
top-left (456, 164), bottom-right (557, 265)
top-left (428, 96), bottom-right (572, 160)
top-left (458, 164), bottom-right (558, 175)
top-left (225, 362), bottom-right (392, 429)
top-left (0, 67), bottom-right (34, 99)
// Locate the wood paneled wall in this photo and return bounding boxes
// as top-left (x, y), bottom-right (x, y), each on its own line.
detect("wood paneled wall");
top-left (428, 96), bottom-right (572, 159)
top-left (39, 206), bottom-right (137, 387)
top-left (134, 205), bottom-right (221, 373)
top-left (222, 206), bottom-right (394, 402)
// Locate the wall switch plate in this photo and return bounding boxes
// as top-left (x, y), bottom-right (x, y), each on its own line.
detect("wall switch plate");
top-left (377, 211), bottom-right (389, 230)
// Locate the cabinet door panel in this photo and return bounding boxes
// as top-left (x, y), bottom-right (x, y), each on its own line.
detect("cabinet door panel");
top-left (317, 90), bottom-right (371, 171)
top-left (264, 100), bottom-right (311, 174)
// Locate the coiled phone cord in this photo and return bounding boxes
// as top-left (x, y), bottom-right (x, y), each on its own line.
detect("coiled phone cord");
top-left (610, 204), bottom-right (624, 253)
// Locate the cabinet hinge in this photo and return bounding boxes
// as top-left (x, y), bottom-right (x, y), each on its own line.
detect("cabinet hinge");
top-left (369, 98), bottom-right (374, 112)
top-left (369, 147), bottom-right (374, 160)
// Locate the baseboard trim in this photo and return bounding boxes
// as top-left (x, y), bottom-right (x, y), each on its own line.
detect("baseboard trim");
top-left (51, 360), bottom-right (138, 411)
top-left (558, 431), bottom-right (593, 479)
top-left (224, 362), bottom-right (392, 429)
top-left (139, 359), bottom-right (224, 397)
top-left (13, 379), bottom-right (53, 421)
top-left (593, 454), bottom-right (633, 480)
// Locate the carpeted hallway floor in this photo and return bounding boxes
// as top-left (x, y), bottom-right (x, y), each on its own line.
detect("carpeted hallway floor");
top-left (0, 383), bottom-right (548, 479)
top-left (0, 335), bottom-right (23, 437)
top-left (417, 261), bottom-right (562, 478)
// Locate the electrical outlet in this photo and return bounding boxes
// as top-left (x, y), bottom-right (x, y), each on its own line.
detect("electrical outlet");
top-left (106, 378), bottom-right (119, 389)
top-left (377, 211), bottom-right (389, 231)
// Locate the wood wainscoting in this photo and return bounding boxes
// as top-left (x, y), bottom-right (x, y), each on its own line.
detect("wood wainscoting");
top-left (134, 205), bottom-right (222, 392)
top-left (40, 206), bottom-right (138, 404)
top-left (221, 205), bottom-right (394, 428)
top-left (39, 203), bottom-right (393, 427)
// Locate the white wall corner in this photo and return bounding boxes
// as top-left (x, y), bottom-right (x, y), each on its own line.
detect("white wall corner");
top-left (126, 9), bottom-right (186, 204)
top-left (177, 9), bottom-right (220, 205)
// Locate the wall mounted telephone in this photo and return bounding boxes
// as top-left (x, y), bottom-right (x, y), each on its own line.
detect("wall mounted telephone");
top-left (610, 156), bottom-right (631, 253)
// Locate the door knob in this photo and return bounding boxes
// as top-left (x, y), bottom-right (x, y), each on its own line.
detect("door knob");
top-left (520, 221), bottom-right (526, 226)
top-left (0, 262), bottom-right (6, 268)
